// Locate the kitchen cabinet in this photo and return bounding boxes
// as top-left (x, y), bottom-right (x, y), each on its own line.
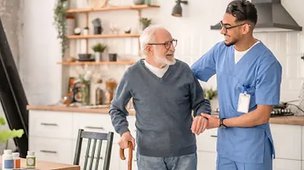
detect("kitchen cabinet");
top-left (30, 108), bottom-right (304, 170)
top-left (196, 124), bottom-right (304, 170)
top-left (270, 124), bottom-right (302, 160)
top-left (270, 124), bottom-right (302, 170)
top-left (29, 110), bottom-right (136, 170)
top-left (196, 128), bottom-right (217, 170)
top-left (197, 152), bottom-right (216, 170)
top-left (29, 110), bottom-right (74, 163)
top-left (273, 159), bottom-right (301, 170)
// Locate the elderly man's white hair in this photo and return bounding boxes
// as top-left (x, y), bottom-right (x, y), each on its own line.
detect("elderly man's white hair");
top-left (139, 25), bottom-right (168, 57)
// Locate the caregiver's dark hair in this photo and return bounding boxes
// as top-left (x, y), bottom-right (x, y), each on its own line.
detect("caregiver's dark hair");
top-left (226, 0), bottom-right (258, 25)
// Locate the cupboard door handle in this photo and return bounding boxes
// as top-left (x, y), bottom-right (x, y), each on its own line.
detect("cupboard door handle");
top-left (40, 150), bottom-right (57, 154)
top-left (40, 123), bottom-right (58, 126)
top-left (210, 135), bottom-right (217, 138)
top-left (84, 126), bottom-right (104, 130)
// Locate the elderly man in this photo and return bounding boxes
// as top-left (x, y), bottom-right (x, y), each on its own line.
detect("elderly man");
top-left (110, 25), bottom-right (211, 170)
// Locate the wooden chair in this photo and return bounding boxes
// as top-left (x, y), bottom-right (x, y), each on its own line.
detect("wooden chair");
top-left (73, 129), bottom-right (114, 170)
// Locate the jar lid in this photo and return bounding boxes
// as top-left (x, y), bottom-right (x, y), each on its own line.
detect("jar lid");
top-left (12, 152), bottom-right (20, 157)
top-left (4, 149), bottom-right (12, 154)
top-left (27, 151), bottom-right (35, 156)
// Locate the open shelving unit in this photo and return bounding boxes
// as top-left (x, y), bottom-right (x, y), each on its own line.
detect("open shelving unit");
top-left (58, 4), bottom-right (160, 65)
top-left (58, 60), bottom-right (135, 66)
top-left (66, 4), bottom-right (160, 14)
top-left (67, 33), bottom-right (140, 39)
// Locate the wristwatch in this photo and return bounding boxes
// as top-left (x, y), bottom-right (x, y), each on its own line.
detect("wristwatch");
top-left (219, 118), bottom-right (227, 128)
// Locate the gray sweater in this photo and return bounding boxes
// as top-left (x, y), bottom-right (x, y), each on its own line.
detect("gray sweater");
top-left (109, 59), bottom-right (211, 157)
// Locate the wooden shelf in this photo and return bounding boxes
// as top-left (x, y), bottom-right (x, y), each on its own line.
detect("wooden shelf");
top-left (58, 60), bottom-right (135, 66)
top-left (66, 4), bottom-right (160, 14)
top-left (67, 34), bottom-right (140, 39)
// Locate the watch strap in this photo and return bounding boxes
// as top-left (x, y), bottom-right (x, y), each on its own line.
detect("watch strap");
top-left (219, 118), bottom-right (227, 128)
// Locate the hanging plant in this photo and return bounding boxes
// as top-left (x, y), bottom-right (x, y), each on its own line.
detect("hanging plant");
top-left (54, 0), bottom-right (68, 57)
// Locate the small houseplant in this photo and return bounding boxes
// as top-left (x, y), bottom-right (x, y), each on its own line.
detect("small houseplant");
top-left (203, 88), bottom-right (217, 100)
top-left (92, 43), bottom-right (107, 61)
top-left (0, 117), bottom-right (24, 152)
top-left (203, 88), bottom-right (218, 112)
top-left (139, 17), bottom-right (152, 30)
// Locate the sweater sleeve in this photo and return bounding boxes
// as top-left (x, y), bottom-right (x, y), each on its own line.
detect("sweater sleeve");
top-left (109, 70), bottom-right (132, 136)
top-left (187, 65), bottom-right (211, 116)
top-left (191, 77), bottom-right (211, 116)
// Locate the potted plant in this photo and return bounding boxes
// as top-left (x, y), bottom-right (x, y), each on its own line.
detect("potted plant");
top-left (203, 88), bottom-right (217, 100)
top-left (92, 43), bottom-right (107, 61)
top-left (54, 0), bottom-right (69, 58)
top-left (0, 117), bottom-right (24, 153)
top-left (139, 17), bottom-right (152, 30)
top-left (203, 88), bottom-right (218, 112)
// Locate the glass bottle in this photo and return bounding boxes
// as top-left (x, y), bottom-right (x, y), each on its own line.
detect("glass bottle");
top-left (81, 81), bottom-right (90, 105)
top-left (12, 152), bottom-right (21, 169)
top-left (2, 149), bottom-right (13, 170)
top-left (26, 151), bottom-right (36, 169)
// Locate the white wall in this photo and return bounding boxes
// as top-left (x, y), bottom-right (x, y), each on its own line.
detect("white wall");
top-left (21, 0), bottom-right (62, 105)
top-left (21, 0), bottom-right (304, 104)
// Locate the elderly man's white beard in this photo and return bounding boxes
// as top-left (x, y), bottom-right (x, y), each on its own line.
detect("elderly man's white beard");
top-left (155, 54), bottom-right (176, 67)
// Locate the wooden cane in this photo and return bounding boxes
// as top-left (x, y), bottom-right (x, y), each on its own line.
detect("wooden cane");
top-left (120, 141), bottom-right (133, 170)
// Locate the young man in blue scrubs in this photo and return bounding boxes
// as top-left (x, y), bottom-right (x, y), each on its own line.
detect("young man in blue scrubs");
top-left (192, 0), bottom-right (282, 169)
top-left (110, 25), bottom-right (211, 170)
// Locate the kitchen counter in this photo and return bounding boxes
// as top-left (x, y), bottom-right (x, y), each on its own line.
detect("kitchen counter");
top-left (27, 105), bottom-right (304, 126)
top-left (27, 105), bottom-right (136, 115)
top-left (269, 115), bottom-right (304, 126)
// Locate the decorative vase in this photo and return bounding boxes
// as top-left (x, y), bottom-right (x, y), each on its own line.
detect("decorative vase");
top-left (94, 26), bottom-right (103, 34)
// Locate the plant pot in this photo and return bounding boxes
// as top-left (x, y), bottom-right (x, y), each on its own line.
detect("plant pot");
top-left (133, 0), bottom-right (145, 5)
top-left (78, 53), bottom-right (93, 61)
top-left (94, 52), bottom-right (102, 62)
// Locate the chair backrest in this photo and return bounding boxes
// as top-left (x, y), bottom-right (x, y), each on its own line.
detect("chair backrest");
top-left (73, 129), bottom-right (114, 170)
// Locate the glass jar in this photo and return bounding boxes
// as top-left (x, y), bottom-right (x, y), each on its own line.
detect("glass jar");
top-left (81, 82), bottom-right (90, 105)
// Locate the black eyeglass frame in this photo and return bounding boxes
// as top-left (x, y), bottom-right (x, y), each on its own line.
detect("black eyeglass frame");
top-left (147, 39), bottom-right (178, 50)
top-left (220, 21), bottom-right (246, 32)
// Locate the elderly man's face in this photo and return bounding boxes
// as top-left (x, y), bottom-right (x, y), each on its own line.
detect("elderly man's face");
top-left (152, 29), bottom-right (176, 67)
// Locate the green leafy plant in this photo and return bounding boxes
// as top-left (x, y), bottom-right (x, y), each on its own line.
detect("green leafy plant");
top-left (0, 117), bottom-right (24, 143)
top-left (54, 0), bottom-right (68, 57)
top-left (203, 88), bottom-right (217, 100)
top-left (92, 43), bottom-right (107, 53)
top-left (139, 17), bottom-right (152, 30)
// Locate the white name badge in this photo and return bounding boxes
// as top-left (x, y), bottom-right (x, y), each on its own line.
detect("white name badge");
top-left (237, 92), bottom-right (251, 113)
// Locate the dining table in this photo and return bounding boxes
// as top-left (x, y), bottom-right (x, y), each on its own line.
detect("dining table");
top-left (0, 156), bottom-right (80, 170)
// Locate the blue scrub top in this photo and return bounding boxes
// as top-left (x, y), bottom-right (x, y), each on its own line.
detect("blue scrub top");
top-left (192, 41), bottom-right (282, 163)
